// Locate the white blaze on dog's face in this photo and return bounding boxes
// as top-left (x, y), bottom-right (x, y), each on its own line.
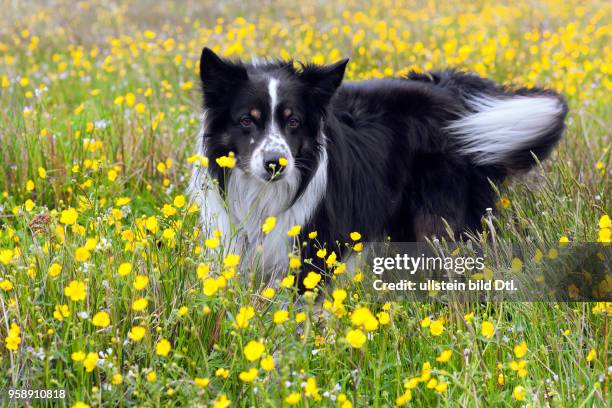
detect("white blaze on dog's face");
top-left (198, 47), bottom-right (348, 184)
top-left (247, 78), bottom-right (296, 181)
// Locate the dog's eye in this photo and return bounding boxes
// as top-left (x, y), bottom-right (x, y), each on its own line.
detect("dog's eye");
top-left (287, 117), bottom-right (300, 129)
top-left (239, 116), bottom-right (253, 127)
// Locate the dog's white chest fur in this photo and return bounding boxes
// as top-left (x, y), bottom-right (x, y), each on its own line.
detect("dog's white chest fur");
top-left (189, 127), bottom-right (328, 281)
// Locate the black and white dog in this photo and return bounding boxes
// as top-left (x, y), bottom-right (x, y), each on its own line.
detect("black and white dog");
top-left (189, 47), bottom-right (567, 287)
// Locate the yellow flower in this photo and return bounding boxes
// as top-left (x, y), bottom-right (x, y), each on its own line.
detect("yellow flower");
top-left (0, 249), bottom-right (14, 265)
top-left (132, 297), bottom-right (148, 311)
top-left (24, 199), bottom-right (35, 212)
top-left (377, 311), bottom-right (390, 325)
top-left (599, 215), bottom-right (611, 229)
top-left (436, 349), bottom-right (453, 363)
top-left (128, 326), bottom-right (146, 341)
top-left (156, 339), bottom-right (172, 356)
top-left (285, 392), bottom-right (301, 405)
top-left (509, 359), bottom-right (528, 377)
top-left (26, 179), bottom-right (35, 191)
top-left (0, 280), bottom-right (13, 291)
top-left (262, 216), bottom-right (277, 234)
top-left (145, 216), bottom-right (159, 233)
top-left (289, 256), bottom-right (301, 269)
top-left (4, 324), bottom-right (21, 351)
top-left (273, 310), bottom-right (289, 324)
top-left (84, 352), bottom-right (99, 372)
top-left (308, 231), bottom-right (318, 239)
top-left (147, 371), bottom-right (157, 382)
top-left (214, 394), bottom-right (231, 408)
top-left (233, 306), bottom-right (255, 329)
top-left (350, 231), bottom-right (361, 241)
top-left (304, 377), bottom-right (321, 399)
top-left (346, 328), bottom-right (367, 348)
top-left (60, 208), bottom-right (78, 225)
top-left (187, 155), bottom-right (209, 167)
top-left (243, 340), bottom-right (265, 361)
top-left (429, 319), bottom-right (444, 336)
top-left (38, 167), bottom-right (47, 179)
top-left (48, 263), bottom-right (62, 277)
top-left (215, 367), bottom-right (230, 378)
top-left (173, 195), bottom-right (186, 208)
top-left (420, 362), bottom-right (432, 381)
top-left (205, 238), bottom-right (219, 249)
top-left (92, 311), bottom-right (110, 327)
top-left (295, 312), bottom-right (307, 323)
top-left (111, 373), bottom-right (123, 385)
top-left (435, 381), bottom-right (448, 393)
top-left (118, 262), bottom-right (132, 276)
top-left (396, 390), bottom-right (412, 406)
top-left (162, 204), bottom-right (177, 217)
top-left (216, 153), bottom-right (236, 168)
top-left (239, 367), bottom-right (258, 382)
top-left (281, 275), bottom-right (295, 288)
top-left (512, 385), bottom-right (526, 401)
top-left (107, 169), bottom-right (118, 182)
top-left (71, 351), bottom-right (86, 361)
top-left (351, 307), bottom-right (379, 331)
top-left (497, 197), bottom-right (511, 209)
top-left (75, 247), bottom-right (90, 262)
top-left (133, 275), bottom-right (149, 290)
top-left (197, 264), bottom-right (210, 279)
top-left (481, 321), bottom-right (495, 339)
top-left (64, 280), bottom-right (86, 301)
top-left (203, 277), bottom-right (220, 296)
top-left (85, 238), bottom-right (98, 251)
top-left (287, 225), bottom-right (301, 236)
top-left (260, 355), bottom-right (275, 371)
top-left (514, 341), bottom-right (528, 358)
top-left (223, 253), bottom-right (240, 268)
top-left (586, 348), bottom-right (597, 362)
top-left (53, 304), bottom-right (70, 321)
top-left (261, 287), bottom-right (275, 299)
top-left (303, 271), bottom-right (321, 289)
top-left (194, 377), bottom-right (210, 388)
top-left (511, 257), bottom-right (522, 272)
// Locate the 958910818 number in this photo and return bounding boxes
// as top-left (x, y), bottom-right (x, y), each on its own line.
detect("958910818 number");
top-left (7, 389), bottom-right (67, 400)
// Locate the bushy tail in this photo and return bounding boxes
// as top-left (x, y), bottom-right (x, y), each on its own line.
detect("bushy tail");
top-left (435, 71), bottom-right (569, 174)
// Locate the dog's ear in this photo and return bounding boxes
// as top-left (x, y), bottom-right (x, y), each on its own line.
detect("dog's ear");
top-left (299, 58), bottom-right (349, 107)
top-left (199, 47), bottom-right (248, 103)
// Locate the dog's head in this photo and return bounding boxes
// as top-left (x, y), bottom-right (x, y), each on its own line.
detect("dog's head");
top-left (199, 47), bottom-right (348, 184)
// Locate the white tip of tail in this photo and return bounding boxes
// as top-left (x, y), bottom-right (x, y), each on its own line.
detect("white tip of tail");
top-left (447, 95), bottom-right (565, 166)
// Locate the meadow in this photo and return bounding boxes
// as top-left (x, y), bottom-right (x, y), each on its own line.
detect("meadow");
top-left (0, 0), bottom-right (610, 406)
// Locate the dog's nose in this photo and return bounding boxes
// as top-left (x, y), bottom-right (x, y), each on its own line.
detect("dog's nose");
top-left (263, 152), bottom-right (286, 177)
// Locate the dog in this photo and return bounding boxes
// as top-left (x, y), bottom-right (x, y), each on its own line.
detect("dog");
top-left (189, 47), bottom-right (568, 290)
